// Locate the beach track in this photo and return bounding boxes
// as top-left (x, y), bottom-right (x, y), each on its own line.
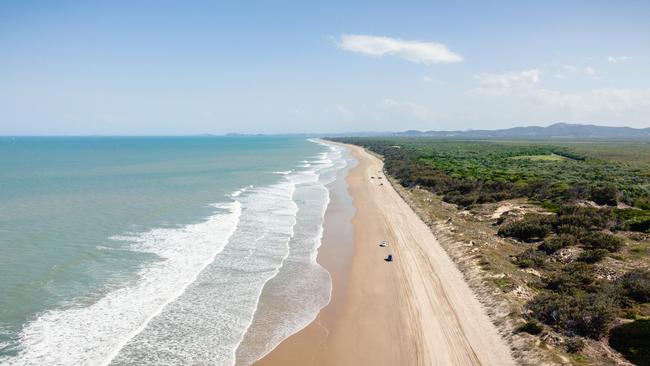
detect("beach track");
top-left (256, 144), bottom-right (515, 366)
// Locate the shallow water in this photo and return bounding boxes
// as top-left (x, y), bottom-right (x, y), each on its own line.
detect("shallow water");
top-left (0, 136), bottom-right (347, 365)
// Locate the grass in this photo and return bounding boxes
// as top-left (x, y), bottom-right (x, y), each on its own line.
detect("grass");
top-left (496, 140), bottom-right (650, 164)
top-left (630, 244), bottom-right (648, 256)
top-left (493, 276), bottom-right (515, 291)
top-left (568, 353), bottom-right (592, 366)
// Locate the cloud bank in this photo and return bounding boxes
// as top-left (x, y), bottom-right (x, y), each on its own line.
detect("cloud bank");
top-left (470, 69), bottom-right (540, 95)
top-left (469, 69), bottom-right (650, 117)
top-left (380, 98), bottom-right (436, 120)
top-left (337, 34), bottom-right (463, 64)
top-left (607, 56), bottom-right (631, 64)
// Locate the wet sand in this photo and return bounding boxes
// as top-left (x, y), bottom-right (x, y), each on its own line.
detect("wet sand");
top-left (255, 144), bottom-right (514, 366)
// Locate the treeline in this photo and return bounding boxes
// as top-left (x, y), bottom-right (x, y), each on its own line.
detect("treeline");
top-left (331, 138), bottom-right (650, 231)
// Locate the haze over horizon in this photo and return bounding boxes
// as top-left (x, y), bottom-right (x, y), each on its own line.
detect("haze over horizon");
top-left (1, 0), bottom-right (649, 135)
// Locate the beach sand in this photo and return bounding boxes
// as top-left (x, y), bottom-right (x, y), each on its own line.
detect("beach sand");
top-left (255, 144), bottom-right (514, 366)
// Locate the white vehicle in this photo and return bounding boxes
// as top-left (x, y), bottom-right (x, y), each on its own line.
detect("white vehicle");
top-left (379, 240), bottom-right (387, 247)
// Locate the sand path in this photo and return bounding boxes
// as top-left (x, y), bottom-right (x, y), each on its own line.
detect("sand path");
top-left (256, 144), bottom-right (514, 365)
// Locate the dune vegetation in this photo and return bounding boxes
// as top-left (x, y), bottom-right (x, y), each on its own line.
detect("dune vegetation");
top-left (331, 137), bottom-right (650, 365)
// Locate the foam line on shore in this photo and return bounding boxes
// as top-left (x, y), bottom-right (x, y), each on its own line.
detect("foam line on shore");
top-left (5, 200), bottom-right (242, 366)
top-left (233, 141), bottom-right (348, 365)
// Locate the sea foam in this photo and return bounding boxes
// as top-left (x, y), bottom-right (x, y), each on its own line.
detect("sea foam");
top-left (3, 202), bottom-right (241, 366)
top-left (234, 142), bottom-right (348, 365)
top-left (110, 179), bottom-right (300, 365)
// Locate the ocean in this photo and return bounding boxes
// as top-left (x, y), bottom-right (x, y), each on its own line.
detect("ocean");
top-left (0, 136), bottom-right (351, 365)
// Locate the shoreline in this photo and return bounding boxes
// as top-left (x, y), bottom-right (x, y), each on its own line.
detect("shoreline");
top-left (233, 142), bottom-right (352, 365)
top-left (253, 142), bottom-right (358, 365)
top-left (256, 143), bottom-right (515, 365)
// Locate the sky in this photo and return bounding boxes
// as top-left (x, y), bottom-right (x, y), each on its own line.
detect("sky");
top-left (1, 0), bottom-right (649, 135)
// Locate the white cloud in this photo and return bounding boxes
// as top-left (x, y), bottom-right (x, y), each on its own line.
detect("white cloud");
top-left (421, 76), bottom-right (445, 84)
top-left (335, 104), bottom-right (353, 118)
top-left (562, 64), bottom-right (578, 72)
top-left (469, 69), bottom-right (540, 96)
top-left (556, 64), bottom-right (598, 79)
top-left (380, 98), bottom-right (436, 120)
top-left (469, 68), bottom-right (650, 117)
top-left (607, 56), bottom-right (631, 64)
top-left (336, 34), bottom-right (463, 64)
top-left (534, 88), bottom-right (650, 113)
top-left (584, 66), bottom-right (600, 80)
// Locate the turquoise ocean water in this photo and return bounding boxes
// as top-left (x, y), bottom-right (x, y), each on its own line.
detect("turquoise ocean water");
top-left (0, 136), bottom-right (350, 365)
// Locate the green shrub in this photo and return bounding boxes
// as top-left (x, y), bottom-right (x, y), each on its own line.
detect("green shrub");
top-left (614, 208), bottom-right (650, 232)
top-left (529, 291), bottom-right (617, 339)
top-left (565, 337), bottom-right (585, 353)
top-left (580, 232), bottom-right (624, 252)
top-left (619, 270), bottom-right (650, 303)
top-left (578, 248), bottom-right (609, 263)
top-left (556, 224), bottom-right (587, 237)
top-left (609, 319), bottom-right (650, 366)
top-left (557, 205), bottom-right (613, 230)
top-left (544, 263), bottom-right (599, 294)
top-left (498, 214), bottom-right (553, 241)
top-left (541, 200), bottom-right (560, 212)
top-left (558, 214), bottom-right (596, 230)
top-left (539, 234), bottom-right (577, 254)
top-left (628, 216), bottom-right (650, 233)
top-left (516, 249), bottom-right (547, 268)
top-left (634, 198), bottom-right (650, 210)
top-left (590, 184), bottom-right (618, 206)
top-left (444, 192), bottom-right (480, 207)
top-left (516, 320), bottom-right (543, 335)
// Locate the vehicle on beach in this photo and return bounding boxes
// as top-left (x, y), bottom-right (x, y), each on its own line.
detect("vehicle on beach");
top-left (385, 254), bottom-right (393, 262)
top-left (380, 240), bottom-right (387, 247)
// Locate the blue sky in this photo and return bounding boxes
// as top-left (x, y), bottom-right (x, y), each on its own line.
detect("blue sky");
top-left (1, 0), bottom-right (649, 135)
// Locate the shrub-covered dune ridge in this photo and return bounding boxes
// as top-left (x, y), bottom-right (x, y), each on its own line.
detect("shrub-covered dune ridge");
top-left (331, 137), bottom-right (650, 365)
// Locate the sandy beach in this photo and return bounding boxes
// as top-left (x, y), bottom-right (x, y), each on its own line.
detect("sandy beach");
top-left (256, 143), bottom-right (514, 366)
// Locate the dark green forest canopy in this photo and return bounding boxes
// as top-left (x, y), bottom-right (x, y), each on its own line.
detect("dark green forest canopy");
top-left (330, 138), bottom-right (650, 212)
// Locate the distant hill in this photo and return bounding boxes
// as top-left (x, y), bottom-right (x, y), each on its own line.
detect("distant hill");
top-left (222, 123), bottom-right (650, 140)
top-left (393, 123), bottom-right (650, 139)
